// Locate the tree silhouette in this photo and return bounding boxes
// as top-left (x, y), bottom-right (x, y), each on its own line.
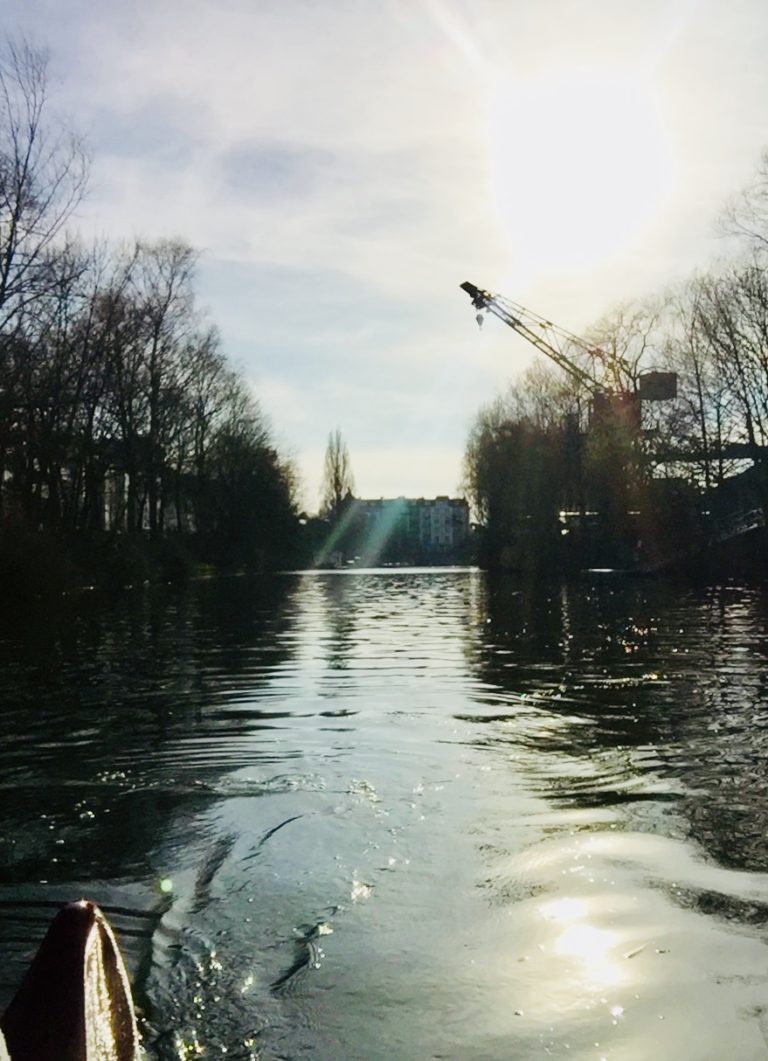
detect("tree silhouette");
top-left (320, 428), bottom-right (354, 520)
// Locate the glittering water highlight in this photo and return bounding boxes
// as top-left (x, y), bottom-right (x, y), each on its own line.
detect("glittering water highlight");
top-left (1, 571), bottom-right (768, 1059)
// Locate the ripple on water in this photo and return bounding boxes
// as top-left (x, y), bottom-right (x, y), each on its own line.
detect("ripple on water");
top-left (2, 575), bottom-right (768, 1059)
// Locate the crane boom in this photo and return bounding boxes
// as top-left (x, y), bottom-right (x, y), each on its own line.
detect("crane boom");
top-left (460, 281), bottom-right (634, 393)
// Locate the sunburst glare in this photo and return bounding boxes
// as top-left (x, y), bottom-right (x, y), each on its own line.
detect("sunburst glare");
top-left (488, 69), bottom-right (671, 279)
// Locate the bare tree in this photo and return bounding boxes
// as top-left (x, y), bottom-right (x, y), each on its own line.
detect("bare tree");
top-left (693, 264), bottom-right (768, 453)
top-left (0, 42), bottom-right (305, 574)
top-left (583, 297), bottom-right (665, 392)
top-left (321, 428), bottom-right (354, 519)
top-left (0, 39), bottom-right (89, 329)
top-left (131, 239), bottom-right (198, 537)
top-left (720, 150), bottom-right (768, 254)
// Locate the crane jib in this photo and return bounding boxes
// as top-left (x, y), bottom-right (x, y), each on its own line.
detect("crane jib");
top-left (459, 281), bottom-right (677, 404)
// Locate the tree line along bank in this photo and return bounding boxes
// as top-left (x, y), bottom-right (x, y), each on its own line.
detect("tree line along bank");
top-left (0, 41), bottom-right (304, 597)
top-left (463, 161), bottom-right (768, 577)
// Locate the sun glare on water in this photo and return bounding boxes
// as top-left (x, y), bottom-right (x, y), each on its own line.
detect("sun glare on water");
top-left (540, 895), bottom-right (625, 992)
top-left (487, 69), bottom-right (671, 278)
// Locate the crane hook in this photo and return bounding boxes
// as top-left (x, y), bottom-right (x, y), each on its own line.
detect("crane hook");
top-left (475, 312), bottom-right (484, 329)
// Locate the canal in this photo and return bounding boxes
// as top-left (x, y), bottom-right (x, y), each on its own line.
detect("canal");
top-left (1, 569), bottom-right (768, 1059)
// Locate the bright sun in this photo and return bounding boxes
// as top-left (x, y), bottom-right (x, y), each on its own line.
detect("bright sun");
top-left (487, 68), bottom-right (671, 277)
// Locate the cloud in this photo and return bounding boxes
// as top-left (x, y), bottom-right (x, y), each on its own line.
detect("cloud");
top-left (6, 0), bottom-right (768, 508)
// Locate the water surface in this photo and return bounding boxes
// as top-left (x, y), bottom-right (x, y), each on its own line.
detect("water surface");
top-left (1, 569), bottom-right (768, 1059)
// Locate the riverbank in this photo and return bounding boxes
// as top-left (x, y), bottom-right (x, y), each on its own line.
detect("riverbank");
top-left (0, 524), bottom-right (304, 604)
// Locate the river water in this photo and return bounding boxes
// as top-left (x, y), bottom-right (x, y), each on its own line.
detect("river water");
top-left (1, 569), bottom-right (768, 1060)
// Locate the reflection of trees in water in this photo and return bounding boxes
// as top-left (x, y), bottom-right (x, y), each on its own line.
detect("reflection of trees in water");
top-left (316, 573), bottom-right (361, 676)
top-left (466, 575), bottom-right (768, 870)
top-left (316, 569), bottom-right (480, 688)
top-left (668, 589), bottom-right (768, 871)
top-left (0, 575), bottom-right (302, 885)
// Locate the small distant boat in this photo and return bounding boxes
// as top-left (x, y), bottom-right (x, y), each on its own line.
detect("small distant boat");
top-left (0, 899), bottom-right (140, 1061)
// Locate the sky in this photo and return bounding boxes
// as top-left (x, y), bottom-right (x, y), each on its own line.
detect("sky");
top-left (6, 0), bottom-right (768, 510)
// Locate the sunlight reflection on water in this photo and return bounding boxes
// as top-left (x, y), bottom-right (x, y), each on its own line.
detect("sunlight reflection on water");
top-left (1, 572), bottom-right (768, 1058)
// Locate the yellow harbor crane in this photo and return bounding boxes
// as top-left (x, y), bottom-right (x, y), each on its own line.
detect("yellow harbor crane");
top-left (460, 282), bottom-right (768, 561)
top-left (459, 282), bottom-right (677, 427)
